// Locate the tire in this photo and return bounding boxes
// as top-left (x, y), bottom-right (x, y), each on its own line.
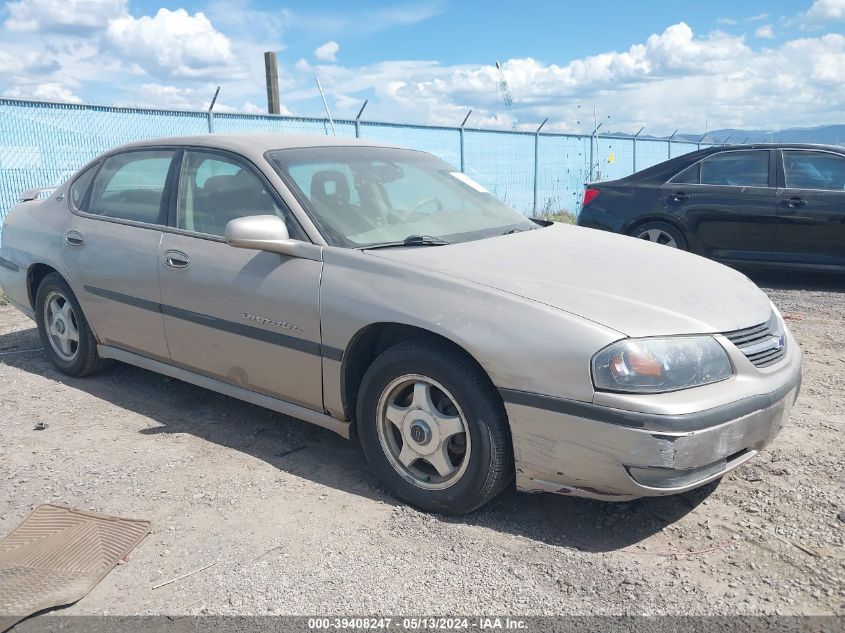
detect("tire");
top-left (357, 339), bottom-right (512, 515)
top-left (630, 221), bottom-right (688, 250)
top-left (35, 273), bottom-right (111, 377)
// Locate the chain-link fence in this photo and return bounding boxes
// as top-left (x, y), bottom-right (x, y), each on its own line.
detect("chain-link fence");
top-left (0, 98), bottom-right (706, 232)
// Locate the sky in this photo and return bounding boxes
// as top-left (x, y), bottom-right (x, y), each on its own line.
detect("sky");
top-left (0, 0), bottom-right (844, 135)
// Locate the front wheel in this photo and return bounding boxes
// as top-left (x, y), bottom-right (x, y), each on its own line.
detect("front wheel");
top-left (357, 340), bottom-right (513, 515)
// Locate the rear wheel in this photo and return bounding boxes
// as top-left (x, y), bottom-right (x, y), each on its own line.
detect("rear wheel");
top-left (357, 340), bottom-right (512, 515)
top-left (35, 273), bottom-right (110, 377)
top-left (631, 221), bottom-right (688, 250)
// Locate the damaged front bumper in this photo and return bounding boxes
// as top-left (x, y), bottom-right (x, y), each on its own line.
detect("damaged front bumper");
top-left (503, 345), bottom-right (803, 501)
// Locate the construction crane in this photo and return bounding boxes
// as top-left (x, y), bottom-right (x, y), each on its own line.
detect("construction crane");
top-left (495, 61), bottom-right (520, 131)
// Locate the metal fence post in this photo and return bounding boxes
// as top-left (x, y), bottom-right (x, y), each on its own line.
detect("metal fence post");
top-left (459, 110), bottom-right (471, 173)
top-left (207, 86), bottom-right (220, 133)
top-left (533, 118), bottom-right (547, 215)
top-left (632, 126), bottom-right (644, 173)
top-left (589, 122), bottom-right (603, 182)
top-left (667, 129), bottom-right (678, 160)
top-left (354, 99), bottom-right (368, 139)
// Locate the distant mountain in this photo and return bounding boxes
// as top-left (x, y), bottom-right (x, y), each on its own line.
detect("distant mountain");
top-left (678, 125), bottom-right (845, 146)
top-left (604, 124), bottom-right (845, 146)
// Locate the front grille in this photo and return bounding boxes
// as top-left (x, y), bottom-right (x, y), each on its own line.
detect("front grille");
top-left (723, 312), bottom-right (786, 368)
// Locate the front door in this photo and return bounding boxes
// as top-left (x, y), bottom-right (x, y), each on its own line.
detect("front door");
top-left (662, 149), bottom-right (777, 262)
top-left (63, 149), bottom-right (175, 360)
top-left (157, 148), bottom-right (324, 410)
top-left (773, 149), bottom-right (845, 268)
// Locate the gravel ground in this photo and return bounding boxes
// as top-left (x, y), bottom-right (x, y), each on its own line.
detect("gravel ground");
top-left (0, 270), bottom-right (843, 618)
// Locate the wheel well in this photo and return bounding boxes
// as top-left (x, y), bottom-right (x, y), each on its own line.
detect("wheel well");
top-left (27, 263), bottom-right (58, 309)
top-left (340, 323), bottom-right (495, 425)
top-left (624, 216), bottom-right (686, 238)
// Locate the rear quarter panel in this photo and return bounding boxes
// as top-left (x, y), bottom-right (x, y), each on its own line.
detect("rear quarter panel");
top-left (0, 194), bottom-right (72, 316)
top-left (578, 183), bottom-right (669, 236)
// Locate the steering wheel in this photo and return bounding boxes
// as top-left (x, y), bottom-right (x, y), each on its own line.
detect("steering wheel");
top-left (397, 196), bottom-right (443, 222)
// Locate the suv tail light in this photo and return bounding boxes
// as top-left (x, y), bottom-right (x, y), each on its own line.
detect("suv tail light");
top-left (582, 187), bottom-right (600, 207)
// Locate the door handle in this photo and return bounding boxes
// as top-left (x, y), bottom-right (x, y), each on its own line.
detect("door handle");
top-left (782, 197), bottom-right (806, 209)
top-left (667, 192), bottom-right (689, 203)
top-left (163, 250), bottom-right (190, 269)
top-left (64, 231), bottom-right (85, 247)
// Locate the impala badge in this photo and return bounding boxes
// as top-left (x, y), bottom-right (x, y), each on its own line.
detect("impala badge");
top-left (242, 312), bottom-right (303, 333)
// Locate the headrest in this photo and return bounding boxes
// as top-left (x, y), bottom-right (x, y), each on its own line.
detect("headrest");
top-left (311, 170), bottom-right (350, 204)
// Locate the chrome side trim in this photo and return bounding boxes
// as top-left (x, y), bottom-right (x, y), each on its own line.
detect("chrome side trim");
top-left (83, 284), bottom-right (344, 360)
top-left (97, 345), bottom-right (351, 439)
top-left (0, 256), bottom-right (20, 272)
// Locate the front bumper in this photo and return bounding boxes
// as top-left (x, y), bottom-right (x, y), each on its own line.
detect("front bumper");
top-left (504, 347), bottom-right (802, 501)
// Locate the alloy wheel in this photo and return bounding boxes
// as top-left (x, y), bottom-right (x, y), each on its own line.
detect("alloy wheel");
top-left (636, 228), bottom-right (678, 248)
top-left (376, 374), bottom-right (472, 490)
top-left (43, 290), bottom-right (80, 361)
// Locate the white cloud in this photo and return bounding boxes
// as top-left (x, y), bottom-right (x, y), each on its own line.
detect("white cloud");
top-left (4, 0), bottom-right (126, 32)
top-left (314, 40), bottom-right (339, 62)
top-left (105, 8), bottom-right (244, 79)
top-left (747, 13), bottom-right (769, 22)
top-left (298, 23), bottom-right (845, 134)
top-left (717, 17), bottom-right (738, 25)
top-left (755, 24), bottom-right (775, 38)
top-left (286, 2), bottom-right (442, 36)
top-left (117, 83), bottom-right (286, 114)
top-left (4, 82), bottom-right (82, 102)
top-left (799, 0), bottom-right (845, 27)
top-left (0, 49), bottom-right (25, 73)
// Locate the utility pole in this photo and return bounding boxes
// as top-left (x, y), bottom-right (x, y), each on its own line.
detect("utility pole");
top-left (264, 51), bottom-right (281, 114)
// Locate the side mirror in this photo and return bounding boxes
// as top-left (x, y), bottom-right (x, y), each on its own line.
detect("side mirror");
top-left (224, 215), bottom-right (314, 259)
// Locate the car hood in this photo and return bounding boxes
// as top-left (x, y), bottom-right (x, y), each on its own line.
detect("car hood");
top-left (367, 223), bottom-right (772, 337)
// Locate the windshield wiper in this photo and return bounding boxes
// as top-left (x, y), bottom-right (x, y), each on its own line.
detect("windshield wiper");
top-left (364, 235), bottom-right (452, 249)
top-left (502, 226), bottom-right (538, 235)
top-left (403, 234), bottom-right (451, 245)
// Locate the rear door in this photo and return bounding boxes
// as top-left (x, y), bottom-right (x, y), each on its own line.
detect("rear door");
top-left (661, 149), bottom-right (777, 262)
top-left (773, 149), bottom-right (845, 268)
top-left (157, 148), bottom-right (324, 410)
top-left (63, 148), bottom-right (176, 360)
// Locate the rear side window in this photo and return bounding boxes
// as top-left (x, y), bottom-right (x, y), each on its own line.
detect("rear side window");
top-left (87, 150), bottom-right (175, 224)
top-left (69, 163), bottom-right (98, 209)
top-left (699, 151), bottom-right (769, 187)
top-left (783, 151), bottom-right (845, 190)
top-left (669, 163), bottom-right (700, 184)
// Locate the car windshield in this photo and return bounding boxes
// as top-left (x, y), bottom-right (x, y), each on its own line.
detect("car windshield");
top-left (267, 146), bottom-right (537, 248)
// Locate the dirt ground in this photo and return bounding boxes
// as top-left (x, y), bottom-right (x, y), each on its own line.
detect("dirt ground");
top-left (0, 269), bottom-right (843, 618)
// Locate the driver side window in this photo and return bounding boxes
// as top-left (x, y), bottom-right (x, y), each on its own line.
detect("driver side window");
top-left (177, 150), bottom-right (300, 238)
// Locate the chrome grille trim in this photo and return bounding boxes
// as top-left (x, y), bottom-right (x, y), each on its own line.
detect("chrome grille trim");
top-left (723, 312), bottom-right (787, 368)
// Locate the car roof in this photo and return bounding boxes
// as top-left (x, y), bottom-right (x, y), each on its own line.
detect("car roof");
top-left (113, 133), bottom-right (402, 155)
top-left (603, 142), bottom-right (845, 185)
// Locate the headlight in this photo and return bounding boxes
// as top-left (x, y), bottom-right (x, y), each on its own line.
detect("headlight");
top-left (592, 337), bottom-right (732, 394)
